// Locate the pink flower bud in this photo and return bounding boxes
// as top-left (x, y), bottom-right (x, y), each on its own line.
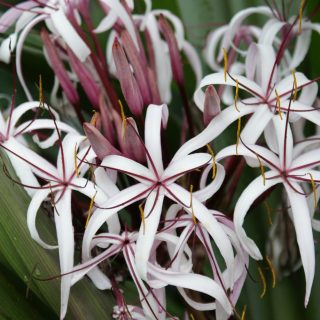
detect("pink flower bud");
top-left (203, 85), bottom-right (221, 126)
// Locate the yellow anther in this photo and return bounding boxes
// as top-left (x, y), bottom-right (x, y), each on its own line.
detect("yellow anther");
top-left (206, 144), bottom-right (216, 180)
top-left (264, 201), bottom-right (273, 225)
top-left (256, 154), bottom-right (266, 186)
top-left (241, 304), bottom-right (247, 320)
top-left (189, 314), bottom-right (195, 320)
top-left (275, 89), bottom-right (283, 120)
top-left (74, 144), bottom-right (79, 177)
top-left (299, 0), bottom-right (305, 34)
top-left (223, 48), bottom-right (228, 82)
top-left (292, 70), bottom-right (298, 101)
top-left (90, 110), bottom-right (98, 127)
top-left (308, 173), bottom-right (317, 210)
top-left (234, 79), bottom-right (240, 112)
top-left (236, 117), bottom-right (241, 155)
top-left (39, 74), bottom-right (45, 108)
top-left (258, 266), bottom-right (267, 298)
top-left (266, 255), bottom-right (276, 289)
top-left (85, 190), bottom-right (97, 228)
top-left (119, 99), bottom-right (127, 138)
top-left (189, 185), bottom-right (197, 225)
top-left (139, 203), bottom-right (146, 234)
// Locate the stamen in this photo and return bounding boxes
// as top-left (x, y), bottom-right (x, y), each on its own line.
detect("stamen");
top-left (258, 266), bottom-right (267, 298)
top-left (299, 0), bottom-right (305, 34)
top-left (264, 202), bottom-right (273, 225)
top-left (234, 79), bottom-right (240, 112)
top-left (119, 99), bottom-right (127, 139)
top-left (139, 203), bottom-right (146, 234)
top-left (89, 165), bottom-right (96, 185)
top-left (236, 118), bottom-right (241, 155)
top-left (190, 314), bottom-right (195, 320)
top-left (308, 173), bottom-right (317, 210)
top-left (275, 89), bottom-right (283, 120)
top-left (256, 154), bottom-right (266, 186)
top-left (206, 144), bottom-right (216, 179)
top-left (74, 144), bottom-right (80, 177)
top-left (85, 191), bottom-right (97, 228)
top-left (189, 185), bottom-right (197, 225)
top-left (266, 256), bottom-right (276, 289)
top-left (39, 74), bottom-right (45, 108)
top-left (292, 70), bottom-right (298, 101)
top-left (241, 304), bottom-right (247, 320)
top-left (90, 110), bottom-right (98, 127)
top-left (223, 48), bottom-right (228, 82)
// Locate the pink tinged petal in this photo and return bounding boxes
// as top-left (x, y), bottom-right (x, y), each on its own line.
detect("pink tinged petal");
top-left (284, 183), bottom-right (315, 306)
top-left (83, 123), bottom-right (121, 160)
top-left (66, 47), bottom-right (100, 108)
top-left (82, 183), bottom-right (151, 260)
top-left (0, 1), bottom-right (37, 32)
top-left (27, 187), bottom-right (58, 249)
top-left (121, 30), bottom-right (152, 105)
top-left (112, 38), bottom-right (143, 116)
top-left (101, 155), bottom-right (155, 182)
top-left (234, 171), bottom-right (281, 259)
top-left (245, 43), bottom-right (258, 81)
top-left (272, 115), bottom-right (293, 169)
top-left (158, 14), bottom-right (184, 86)
top-left (163, 153), bottom-right (211, 183)
top-left (289, 101), bottom-right (320, 128)
top-left (41, 29), bottom-right (79, 106)
top-left (203, 85), bottom-right (221, 126)
top-left (135, 192), bottom-right (165, 280)
top-left (291, 149), bottom-right (320, 170)
top-left (117, 117), bottom-right (146, 163)
top-left (99, 95), bottom-right (116, 144)
top-left (167, 184), bottom-right (235, 276)
top-left (0, 33), bottom-right (17, 63)
top-left (195, 163), bottom-right (225, 202)
top-left (93, 10), bottom-right (117, 33)
top-left (147, 66), bottom-right (162, 104)
top-left (145, 104), bottom-right (168, 176)
top-left (50, 9), bottom-right (90, 62)
top-left (53, 189), bottom-right (74, 319)
top-left (194, 73), bottom-right (264, 111)
top-left (3, 139), bottom-right (58, 180)
top-left (173, 103), bottom-right (257, 162)
top-left (148, 263), bottom-right (233, 315)
top-left (182, 40), bottom-right (202, 85)
top-left (94, 167), bottom-right (119, 197)
top-left (259, 19), bottom-right (285, 46)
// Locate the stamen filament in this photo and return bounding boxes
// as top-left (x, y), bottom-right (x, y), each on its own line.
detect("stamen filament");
top-left (189, 185), bottom-right (197, 225)
top-left (266, 256), bottom-right (276, 289)
top-left (258, 266), bottom-right (267, 298)
top-left (236, 118), bottom-right (241, 155)
top-left (74, 144), bottom-right (80, 177)
top-left (308, 173), bottom-right (317, 210)
top-left (207, 144), bottom-right (216, 179)
top-left (275, 89), bottom-right (283, 120)
top-left (292, 70), bottom-right (298, 101)
top-left (234, 79), bottom-right (240, 112)
top-left (85, 191), bottom-right (97, 228)
top-left (256, 155), bottom-right (266, 186)
top-left (241, 304), bottom-right (247, 320)
top-left (119, 99), bottom-right (127, 139)
top-left (139, 203), bottom-right (146, 234)
top-left (223, 48), bottom-right (228, 82)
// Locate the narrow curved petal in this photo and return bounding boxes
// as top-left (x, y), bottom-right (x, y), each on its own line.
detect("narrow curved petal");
top-left (284, 183), bottom-right (315, 306)
top-left (135, 191), bottom-right (165, 280)
top-left (234, 172), bottom-right (281, 258)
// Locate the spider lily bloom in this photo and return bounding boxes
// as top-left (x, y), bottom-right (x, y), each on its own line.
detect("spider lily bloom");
top-left (0, 1), bottom-right (91, 101)
top-left (82, 104), bottom-right (235, 293)
top-left (21, 133), bottom-right (120, 319)
top-left (161, 204), bottom-right (248, 319)
top-left (216, 114), bottom-right (319, 306)
top-left (0, 100), bottom-right (76, 195)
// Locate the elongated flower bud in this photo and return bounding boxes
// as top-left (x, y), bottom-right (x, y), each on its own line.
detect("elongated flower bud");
top-left (112, 37), bottom-right (143, 116)
top-left (203, 85), bottom-right (221, 126)
top-left (99, 94), bottom-right (116, 144)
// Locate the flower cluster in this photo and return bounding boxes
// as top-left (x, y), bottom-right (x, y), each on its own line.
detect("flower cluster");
top-left (0, 1), bottom-right (319, 319)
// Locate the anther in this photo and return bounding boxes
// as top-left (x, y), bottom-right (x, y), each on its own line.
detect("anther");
top-left (119, 99), bottom-right (127, 139)
top-left (241, 304), bottom-right (247, 320)
top-left (223, 48), bottom-right (228, 82)
top-left (234, 79), bottom-right (240, 112)
top-left (139, 203), bottom-right (146, 234)
top-left (266, 256), bottom-right (276, 289)
top-left (256, 154), bottom-right (266, 186)
top-left (85, 190), bottom-right (97, 228)
top-left (275, 89), bottom-right (282, 120)
top-left (258, 266), bottom-right (267, 298)
top-left (292, 70), bottom-right (298, 101)
top-left (308, 173), bottom-right (317, 210)
top-left (189, 185), bottom-right (197, 225)
top-left (74, 144), bottom-right (80, 177)
top-left (207, 144), bottom-right (216, 179)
